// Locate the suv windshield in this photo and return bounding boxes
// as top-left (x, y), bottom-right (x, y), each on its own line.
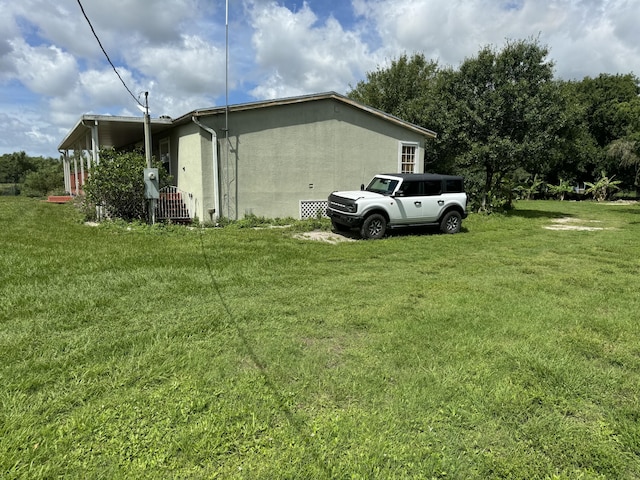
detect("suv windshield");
top-left (366, 177), bottom-right (399, 195)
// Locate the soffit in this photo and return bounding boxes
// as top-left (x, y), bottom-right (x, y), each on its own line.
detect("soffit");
top-left (58, 115), bottom-right (173, 151)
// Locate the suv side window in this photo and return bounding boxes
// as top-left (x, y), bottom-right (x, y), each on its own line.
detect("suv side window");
top-left (400, 180), bottom-right (421, 196)
top-left (445, 179), bottom-right (463, 193)
top-left (423, 180), bottom-right (442, 196)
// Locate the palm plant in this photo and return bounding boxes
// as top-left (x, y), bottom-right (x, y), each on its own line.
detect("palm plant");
top-left (518, 174), bottom-right (544, 200)
top-left (546, 178), bottom-right (574, 201)
top-left (584, 171), bottom-right (622, 201)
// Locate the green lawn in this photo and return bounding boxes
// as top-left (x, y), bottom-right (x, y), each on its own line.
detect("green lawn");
top-left (1, 197), bottom-right (639, 479)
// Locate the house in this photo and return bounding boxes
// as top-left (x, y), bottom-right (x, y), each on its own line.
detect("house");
top-left (58, 92), bottom-right (437, 222)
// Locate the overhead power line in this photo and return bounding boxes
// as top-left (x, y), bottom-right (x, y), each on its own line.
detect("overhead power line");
top-left (76, 0), bottom-right (143, 107)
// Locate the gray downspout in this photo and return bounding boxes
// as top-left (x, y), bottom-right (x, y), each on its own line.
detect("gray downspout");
top-left (191, 117), bottom-right (220, 222)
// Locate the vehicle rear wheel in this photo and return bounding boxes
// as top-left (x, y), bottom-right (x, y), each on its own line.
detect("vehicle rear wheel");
top-left (440, 211), bottom-right (462, 234)
top-left (360, 213), bottom-right (387, 239)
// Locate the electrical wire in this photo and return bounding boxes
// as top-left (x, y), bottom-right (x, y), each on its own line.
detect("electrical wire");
top-left (76, 0), bottom-right (143, 107)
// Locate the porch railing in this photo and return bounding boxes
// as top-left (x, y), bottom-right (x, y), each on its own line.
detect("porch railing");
top-left (157, 186), bottom-right (192, 222)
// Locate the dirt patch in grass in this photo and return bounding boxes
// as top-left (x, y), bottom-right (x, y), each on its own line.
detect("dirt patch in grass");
top-left (294, 230), bottom-right (357, 243)
top-left (603, 200), bottom-right (638, 205)
top-left (545, 217), bottom-right (608, 231)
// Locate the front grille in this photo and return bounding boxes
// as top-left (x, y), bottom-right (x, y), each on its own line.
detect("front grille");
top-left (328, 194), bottom-right (356, 213)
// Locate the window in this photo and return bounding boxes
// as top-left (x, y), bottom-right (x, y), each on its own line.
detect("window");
top-left (159, 138), bottom-right (170, 174)
top-left (366, 177), bottom-right (399, 195)
top-left (424, 180), bottom-right (442, 196)
top-left (399, 142), bottom-right (418, 173)
top-left (444, 179), bottom-right (463, 193)
top-left (400, 180), bottom-right (421, 196)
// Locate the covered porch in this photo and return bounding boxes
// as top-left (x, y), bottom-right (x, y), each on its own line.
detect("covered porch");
top-left (57, 115), bottom-right (195, 221)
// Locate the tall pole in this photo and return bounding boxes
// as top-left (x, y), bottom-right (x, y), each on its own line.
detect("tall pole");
top-left (225, 0), bottom-right (231, 219)
top-left (144, 91), bottom-right (152, 168)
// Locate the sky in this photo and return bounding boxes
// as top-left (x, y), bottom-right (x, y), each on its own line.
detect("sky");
top-left (1, 0), bottom-right (639, 158)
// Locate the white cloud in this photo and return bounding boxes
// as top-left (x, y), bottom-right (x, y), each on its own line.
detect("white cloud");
top-left (354, 0), bottom-right (640, 79)
top-left (0, 110), bottom-right (59, 158)
top-left (78, 67), bottom-right (143, 107)
top-left (130, 35), bottom-right (227, 96)
top-left (8, 39), bottom-right (78, 96)
top-left (9, 0), bottom-right (209, 59)
top-left (247, 1), bottom-right (376, 99)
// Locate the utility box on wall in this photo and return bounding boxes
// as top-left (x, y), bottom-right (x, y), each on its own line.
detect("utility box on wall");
top-left (144, 168), bottom-right (159, 199)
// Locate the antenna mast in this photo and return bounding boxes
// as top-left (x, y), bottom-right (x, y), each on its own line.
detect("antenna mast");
top-left (225, 0), bottom-right (229, 132)
top-left (225, 0), bottom-right (231, 218)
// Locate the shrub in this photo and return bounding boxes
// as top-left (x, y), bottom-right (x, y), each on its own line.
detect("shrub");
top-left (21, 163), bottom-right (64, 197)
top-left (584, 171), bottom-right (622, 201)
top-left (546, 178), bottom-right (574, 201)
top-left (83, 149), bottom-right (171, 221)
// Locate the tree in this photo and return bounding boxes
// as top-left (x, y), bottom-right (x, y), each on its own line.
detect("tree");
top-left (348, 53), bottom-right (439, 128)
top-left (0, 151), bottom-right (33, 186)
top-left (22, 162), bottom-right (64, 197)
top-left (83, 149), bottom-right (170, 221)
top-left (571, 73), bottom-right (640, 148)
top-left (435, 38), bottom-right (570, 210)
top-left (0, 152), bottom-right (62, 195)
top-left (559, 74), bottom-right (640, 184)
top-left (607, 136), bottom-right (640, 194)
top-left (347, 40), bottom-right (639, 208)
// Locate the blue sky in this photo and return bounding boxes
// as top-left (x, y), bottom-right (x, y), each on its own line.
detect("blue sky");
top-left (1, 0), bottom-right (639, 158)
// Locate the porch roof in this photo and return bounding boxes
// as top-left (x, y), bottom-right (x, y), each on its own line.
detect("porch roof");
top-left (58, 114), bottom-right (173, 151)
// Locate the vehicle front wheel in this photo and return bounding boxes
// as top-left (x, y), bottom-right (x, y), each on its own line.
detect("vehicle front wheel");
top-left (440, 211), bottom-right (462, 234)
top-left (360, 213), bottom-right (387, 239)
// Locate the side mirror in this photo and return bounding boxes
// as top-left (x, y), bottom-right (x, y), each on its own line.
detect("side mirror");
top-left (360, 184), bottom-right (365, 191)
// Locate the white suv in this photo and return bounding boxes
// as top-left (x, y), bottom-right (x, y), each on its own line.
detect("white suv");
top-left (327, 173), bottom-right (468, 239)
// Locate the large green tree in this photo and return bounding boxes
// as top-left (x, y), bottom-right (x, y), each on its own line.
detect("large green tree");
top-left (348, 53), bottom-right (439, 128)
top-left (560, 74), bottom-right (640, 186)
top-left (434, 39), bottom-right (571, 210)
top-left (348, 40), bottom-right (574, 211)
top-left (571, 74), bottom-right (640, 148)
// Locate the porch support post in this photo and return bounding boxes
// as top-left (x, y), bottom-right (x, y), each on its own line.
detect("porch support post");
top-left (62, 151), bottom-right (71, 194)
top-left (73, 155), bottom-right (79, 195)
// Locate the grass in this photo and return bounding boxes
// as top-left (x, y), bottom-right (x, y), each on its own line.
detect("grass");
top-left (1, 197), bottom-right (639, 479)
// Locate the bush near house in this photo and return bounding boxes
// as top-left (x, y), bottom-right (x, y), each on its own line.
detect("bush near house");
top-left (83, 149), bottom-right (171, 221)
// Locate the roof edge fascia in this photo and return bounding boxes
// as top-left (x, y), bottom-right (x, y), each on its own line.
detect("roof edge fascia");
top-left (177, 92), bottom-right (437, 138)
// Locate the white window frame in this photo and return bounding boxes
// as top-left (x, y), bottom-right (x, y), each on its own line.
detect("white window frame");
top-left (398, 142), bottom-right (419, 173)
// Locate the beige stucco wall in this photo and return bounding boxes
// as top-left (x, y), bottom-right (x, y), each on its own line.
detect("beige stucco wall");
top-left (172, 122), bottom-right (214, 222)
top-left (174, 98), bottom-right (429, 220)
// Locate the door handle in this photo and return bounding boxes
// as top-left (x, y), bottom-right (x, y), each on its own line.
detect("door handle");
top-left (414, 201), bottom-right (422, 206)
top-left (438, 200), bottom-right (444, 206)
